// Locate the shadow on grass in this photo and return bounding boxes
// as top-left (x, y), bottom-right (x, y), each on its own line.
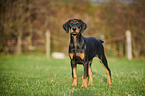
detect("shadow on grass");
top-left (71, 88), bottom-right (96, 96)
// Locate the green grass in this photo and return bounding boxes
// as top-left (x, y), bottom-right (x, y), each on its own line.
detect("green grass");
top-left (0, 54), bottom-right (145, 96)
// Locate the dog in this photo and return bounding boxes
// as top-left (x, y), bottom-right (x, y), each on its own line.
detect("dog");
top-left (62, 19), bottom-right (111, 88)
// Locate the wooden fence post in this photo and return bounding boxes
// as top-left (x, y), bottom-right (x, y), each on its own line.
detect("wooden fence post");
top-left (46, 30), bottom-right (50, 58)
top-left (126, 30), bottom-right (132, 60)
top-left (16, 31), bottom-right (22, 55)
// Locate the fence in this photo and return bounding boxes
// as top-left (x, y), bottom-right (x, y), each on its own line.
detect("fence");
top-left (5, 30), bottom-right (132, 60)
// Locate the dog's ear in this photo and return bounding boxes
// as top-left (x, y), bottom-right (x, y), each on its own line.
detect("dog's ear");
top-left (80, 20), bottom-right (87, 33)
top-left (63, 20), bottom-right (70, 33)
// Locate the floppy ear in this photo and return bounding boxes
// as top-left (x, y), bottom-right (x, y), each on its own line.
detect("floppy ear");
top-left (62, 20), bottom-right (70, 33)
top-left (80, 20), bottom-right (87, 33)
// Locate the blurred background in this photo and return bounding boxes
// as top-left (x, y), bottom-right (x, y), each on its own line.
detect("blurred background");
top-left (0, 0), bottom-right (145, 58)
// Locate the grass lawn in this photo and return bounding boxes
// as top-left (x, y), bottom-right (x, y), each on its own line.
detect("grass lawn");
top-left (0, 53), bottom-right (145, 96)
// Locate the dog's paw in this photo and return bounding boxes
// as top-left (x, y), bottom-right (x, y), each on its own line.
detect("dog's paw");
top-left (88, 82), bottom-right (92, 86)
top-left (107, 82), bottom-right (112, 86)
top-left (71, 83), bottom-right (77, 87)
top-left (81, 84), bottom-right (87, 88)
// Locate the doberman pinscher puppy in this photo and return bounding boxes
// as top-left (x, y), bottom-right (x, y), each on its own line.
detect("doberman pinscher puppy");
top-left (63, 19), bottom-right (111, 88)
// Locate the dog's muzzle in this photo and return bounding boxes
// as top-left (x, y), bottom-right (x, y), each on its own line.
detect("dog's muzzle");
top-left (71, 32), bottom-right (78, 37)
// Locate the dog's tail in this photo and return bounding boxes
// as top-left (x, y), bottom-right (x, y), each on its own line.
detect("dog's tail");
top-left (98, 39), bottom-right (104, 43)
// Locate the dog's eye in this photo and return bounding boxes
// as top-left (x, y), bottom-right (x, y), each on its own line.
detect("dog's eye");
top-left (70, 22), bottom-right (73, 25)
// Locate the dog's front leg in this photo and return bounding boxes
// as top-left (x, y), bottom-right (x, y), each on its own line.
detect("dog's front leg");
top-left (81, 62), bottom-right (88, 88)
top-left (71, 60), bottom-right (77, 87)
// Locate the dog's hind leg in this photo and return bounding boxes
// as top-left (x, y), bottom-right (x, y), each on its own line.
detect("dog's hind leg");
top-left (98, 51), bottom-right (112, 85)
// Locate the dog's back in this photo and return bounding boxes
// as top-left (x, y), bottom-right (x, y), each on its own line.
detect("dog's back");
top-left (83, 37), bottom-right (104, 60)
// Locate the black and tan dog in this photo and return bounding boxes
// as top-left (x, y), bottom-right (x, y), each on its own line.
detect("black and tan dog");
top-left (63, 19), bottom-right (111, 88)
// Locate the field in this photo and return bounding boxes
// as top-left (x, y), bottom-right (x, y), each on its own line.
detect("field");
top-left (0, 54), bottom-right (145, 96)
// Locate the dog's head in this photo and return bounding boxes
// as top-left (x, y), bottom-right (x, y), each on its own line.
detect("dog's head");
top-left (63, 19), bottom-right (87, 37)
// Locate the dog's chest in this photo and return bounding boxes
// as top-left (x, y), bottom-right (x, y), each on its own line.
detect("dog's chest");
top-left (69, 37), bottom-right (85, 53)
top-left (69, 42), bottom-right (84, 53)
top-left (69, 52), bottom-right (85, 64)
top-left (69, 42), bottom-right (85, 63)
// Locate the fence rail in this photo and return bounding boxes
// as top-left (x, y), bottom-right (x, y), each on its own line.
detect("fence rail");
top-left (3, 30), bottom-right (132, 60)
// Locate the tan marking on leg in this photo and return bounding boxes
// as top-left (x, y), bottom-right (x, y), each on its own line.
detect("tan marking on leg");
top-left (99, 59), bottom-right (112, 85)
top-left (88, 64), bottom-right (93, 86)
top-left (104, 67), bottom-right (111, 85)
top-left (71, 67), bottom-right (77, 87)
top-left (81, 76), bottom-right (88, 88)
top-left (69, 53), bottom-right (74, 59)
top-left (76, 53), bottom-right (84, 60)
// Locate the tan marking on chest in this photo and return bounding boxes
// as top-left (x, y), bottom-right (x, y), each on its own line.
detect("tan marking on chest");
top-left (76, 53), bottom-right (85, 60)
top-left (69, 53), bottom-right (74, 59)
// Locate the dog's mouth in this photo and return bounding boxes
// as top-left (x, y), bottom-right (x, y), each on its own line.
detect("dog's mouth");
top-left (71, 32), bottom-right (78, 36)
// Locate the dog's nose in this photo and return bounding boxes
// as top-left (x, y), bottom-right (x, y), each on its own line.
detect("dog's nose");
top-left (72, 28), bottom-right (76, 31)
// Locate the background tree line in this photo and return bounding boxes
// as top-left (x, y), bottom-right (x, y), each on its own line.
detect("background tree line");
top-left (0, 0), bottom-right (145, 58)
